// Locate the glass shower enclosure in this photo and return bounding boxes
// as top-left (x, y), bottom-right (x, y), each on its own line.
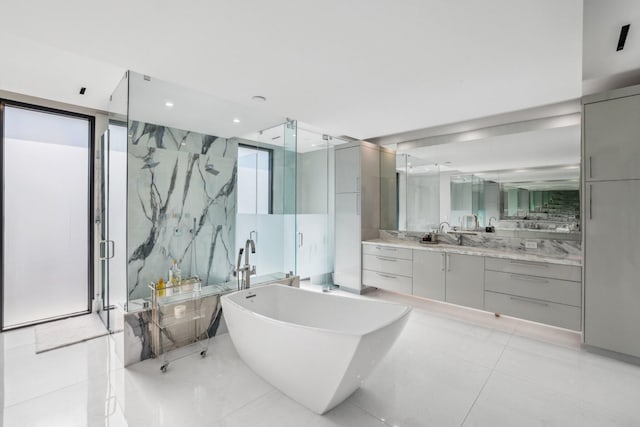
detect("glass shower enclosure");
top-left (101, 71), bottom-right (295, 325)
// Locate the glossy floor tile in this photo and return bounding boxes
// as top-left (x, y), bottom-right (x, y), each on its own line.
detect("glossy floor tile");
top-left (2, 289), bottom-right (640, 427)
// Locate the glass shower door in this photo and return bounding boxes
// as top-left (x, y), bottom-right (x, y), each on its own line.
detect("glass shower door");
top-left (98, 130), bottom-right (112, 331)
top-left (98, 124), bottom-right (127, 332)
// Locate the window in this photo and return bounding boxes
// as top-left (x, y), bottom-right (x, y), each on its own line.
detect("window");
top-left (237, 144), bottom-right (273, 214)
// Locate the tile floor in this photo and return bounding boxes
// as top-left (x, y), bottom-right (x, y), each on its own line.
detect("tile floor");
top-left (1, 285), bottom-right (640, 427)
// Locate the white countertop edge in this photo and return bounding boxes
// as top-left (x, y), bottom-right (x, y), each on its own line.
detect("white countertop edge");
top-left (363, 239), bottom-right (582, 267)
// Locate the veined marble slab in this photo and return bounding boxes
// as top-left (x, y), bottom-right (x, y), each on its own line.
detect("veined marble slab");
top-left (127, 121), bottom-right (237, 300)
top-left (374, 231), bottom-right (582, 266)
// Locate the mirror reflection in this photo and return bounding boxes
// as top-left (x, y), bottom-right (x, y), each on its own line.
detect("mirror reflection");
top-left (390, 123), bottom-right (581, 236)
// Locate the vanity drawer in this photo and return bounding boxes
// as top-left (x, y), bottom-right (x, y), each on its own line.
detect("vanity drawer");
top-left (362, 269), bottom-right (412, 294)
top-left (484, 270), bottom-right (581, 307)
top-left (363, 244), bottom-right (413, 260)
top-left (362, 254), bottom-right (413, 277)
top-left (485, 291), bottom-right (581, 331)
top-left (485, 257), bottom-right (581, 282)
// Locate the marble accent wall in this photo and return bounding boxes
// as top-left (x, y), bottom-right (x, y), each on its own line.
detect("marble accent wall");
top-left (127, 121), bottom-right (237, 300)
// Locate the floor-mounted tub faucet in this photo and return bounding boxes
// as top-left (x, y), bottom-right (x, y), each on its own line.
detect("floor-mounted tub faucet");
top-left (235, 239), bottom-right (256, 290)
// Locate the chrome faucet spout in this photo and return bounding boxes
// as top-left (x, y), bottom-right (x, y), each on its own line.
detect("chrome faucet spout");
top-left (439, 221), bottom-right (450, 232)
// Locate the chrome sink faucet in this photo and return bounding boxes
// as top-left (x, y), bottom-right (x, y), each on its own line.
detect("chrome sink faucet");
top-left (235, 239), bottom-right (256, 290)
top-left (438, 221), bottom-right (450, 232)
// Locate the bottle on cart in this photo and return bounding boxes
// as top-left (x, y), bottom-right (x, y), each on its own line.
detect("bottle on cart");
top-left (157, 277), bottom-right (165, 297)
top-left (170, 259), bottom-right (182, 294)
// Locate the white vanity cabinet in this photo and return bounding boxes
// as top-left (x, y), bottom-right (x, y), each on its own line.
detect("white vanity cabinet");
top-left (334, 142), bottom-right (385, 293)
top-left (362, 244), bottom-right (413, 294)
top-left (412, 251), bottom-right (446, 300)
top-left (444, 253), bottom-right (485, 309)
top-left (412, 250), bottom-right (484, 309)
top-left (484, 257), bottom-right (582, 331)
top-left (583, 85), bottom-right (640, 357)
top-left (584, 92), bottom-right (640, 181)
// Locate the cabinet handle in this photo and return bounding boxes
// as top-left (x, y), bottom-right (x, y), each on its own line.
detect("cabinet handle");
top-left (356, 194), bottom-right (360, 215)
top-left (508, 260), bottom-right (547, 268)
top-left (376, 246), bottom-right (396, 251)
top-left (589, 156), bottom-right (592, 179)
top-left (446, 254), bottom-right (451, 272)
top-left (589, 184), bottom-right (593, 219)
top-left (510, 274), bottom-right (549, 284)
top-left (376, 256), bottom-right (397, 262)
top-left (509, 296), bottom-right (549, 307)
top-left (441, 253), bottom-right (445, 271)
top-left (377, 272), bottom-right (397, 279)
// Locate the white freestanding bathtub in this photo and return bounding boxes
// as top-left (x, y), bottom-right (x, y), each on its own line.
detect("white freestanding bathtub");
top-left (221, 284), bottom-right (411, 414)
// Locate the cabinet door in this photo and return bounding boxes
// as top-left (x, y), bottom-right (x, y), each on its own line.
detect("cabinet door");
top-left (584, 95), bottom-right (640, 181)
top-left (360, 145), bottom-right (380, 238)
top-left (335, 146), bottom-right (360, 193)
top-left (584, 180), bottom-right (640, 357)
top-left (412, 250), bottom-right (446, 301)
top-left (334, 193), bottom-right (361, 291)
top-left (445, 254), bottom-right (485, 309)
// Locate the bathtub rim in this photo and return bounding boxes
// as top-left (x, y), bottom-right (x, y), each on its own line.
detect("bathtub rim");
top-left (221, 284), bottom-right (412, 337)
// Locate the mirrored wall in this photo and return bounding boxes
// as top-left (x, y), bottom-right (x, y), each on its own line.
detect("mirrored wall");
top-left (390, 120), bottom-right (581, 238)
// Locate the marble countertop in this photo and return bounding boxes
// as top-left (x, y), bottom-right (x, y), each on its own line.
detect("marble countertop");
top-left (363, 239), bottom-right (582, 267)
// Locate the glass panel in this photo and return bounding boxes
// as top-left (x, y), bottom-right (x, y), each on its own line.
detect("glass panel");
top-left (295, 129), bottom-right (329, 284)
top-left (3, 105), bottom-right (90, 328)
top-left (104, 72), bottom-right (128, 321)
top-left (235, 121), bottom-right (296, 285)
top-left (107, 124), bottom-right (127, 312)
top-left (98, 130), bottom-right (109, 330)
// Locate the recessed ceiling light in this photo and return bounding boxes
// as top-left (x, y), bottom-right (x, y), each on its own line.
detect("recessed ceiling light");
top-left (251, 95), bottom-right (267, 102)
top-left (165, 101), bottom-right (174, 107)
top-left (565, 165), bottom-right (579, 169)
top-left (233, 118), bottom-right (240, 123)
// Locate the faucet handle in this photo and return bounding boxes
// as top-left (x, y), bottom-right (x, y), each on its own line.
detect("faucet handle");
top-left (250, 266), bottom-right (256, 275)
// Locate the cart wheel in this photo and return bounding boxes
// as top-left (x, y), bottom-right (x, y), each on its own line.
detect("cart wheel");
top-left (161, 364), bottom-right (168, 373)
top-left (200, 350), bottom-right (207, 357)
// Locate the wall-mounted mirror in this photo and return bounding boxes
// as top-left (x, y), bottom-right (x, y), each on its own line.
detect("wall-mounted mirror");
top-left (387, 120), bottom-right (581, 237)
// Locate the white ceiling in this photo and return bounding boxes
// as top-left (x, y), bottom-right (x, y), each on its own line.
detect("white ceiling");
top-left (0, 0), bottom-right (583, 140)
top-left (583, 0), bottom-right (640, 90)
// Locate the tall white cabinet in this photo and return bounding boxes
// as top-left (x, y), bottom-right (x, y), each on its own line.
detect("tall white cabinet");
top-left (583, 85), bottom-right (640, 358)
top-left (334, 141), bottom-right (390, 293)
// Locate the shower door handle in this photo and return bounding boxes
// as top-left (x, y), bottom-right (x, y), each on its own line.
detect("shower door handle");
top-left (297, 232), bottom-right (304, 248)
top-left (99, 240), bottom-right (115, 260)
top-left (107, 240), bottom-right (115, 259)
